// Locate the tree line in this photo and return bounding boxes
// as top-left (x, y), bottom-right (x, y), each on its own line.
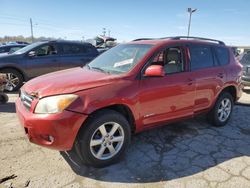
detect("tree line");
top-left (0, 35), bottom-right (58, 43)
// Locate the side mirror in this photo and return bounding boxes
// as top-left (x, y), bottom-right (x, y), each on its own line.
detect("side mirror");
top-left (28, 51), bottom-right (36, 57)
top-left (144, 65), bottom-right (165, 77)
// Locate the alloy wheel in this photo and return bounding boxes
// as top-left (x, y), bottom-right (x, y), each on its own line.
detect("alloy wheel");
top-left (4, 73), bottom-right (19, 91)
top-left (90, 122), bottom-right (125, 160)
top-left (217, 98), bottom-right (232, 122)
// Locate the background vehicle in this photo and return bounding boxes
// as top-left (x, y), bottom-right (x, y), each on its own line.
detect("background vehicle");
top-left (0, 74), bottom-right (8, 104)
top-left (0, 44), bottom-right (27, 55)
top-left (16, 36), bottom-right (242, 167)
top-left (87, 35), bottom-right (117, 54)
top-left (0, 40), bottom-right (99, 91)
top-left (239, 52), bottom-right (250, 87)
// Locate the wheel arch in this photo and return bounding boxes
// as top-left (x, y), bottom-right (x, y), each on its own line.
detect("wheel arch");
top-left (0, 66), bottom-right (27, 81)
top-left (209, 85), bottom-right (237, 112)
top-left (219, 85), bottom-right (237, 102)
top-left (76, 103), bottom-right (136, 138)
top-left (72, 104), bottom-right (134, 167)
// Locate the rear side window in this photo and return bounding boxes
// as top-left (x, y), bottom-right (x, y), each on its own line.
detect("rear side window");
top-left (85, 45), bottom-right (98, 54)
top-left (214, 46), bottom-right (229, 65)
top-left (62, 44), bottom-right (87, 55)
top-left (189, 45), bottom-right (214, 70)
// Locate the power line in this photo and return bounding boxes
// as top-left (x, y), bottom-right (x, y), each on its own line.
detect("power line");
top-left (0, 13), bottom-right (80, 31)
top-left (0, 22), bottom-right (27, 26)
top-left (0, 15), bottom-right (28, 22)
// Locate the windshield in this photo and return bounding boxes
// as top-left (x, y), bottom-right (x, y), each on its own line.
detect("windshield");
top-left (13, 42), bottom-right (43, 54)
top-left (88, 44), bottom-right (153, 74)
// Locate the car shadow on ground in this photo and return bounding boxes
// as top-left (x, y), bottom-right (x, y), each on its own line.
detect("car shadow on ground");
top-left (61, 106), bottom-right (250, 183)
top-left (243, 88), bottom-right (250, 94)
top-left (0, 102), bottom-right (16, 113)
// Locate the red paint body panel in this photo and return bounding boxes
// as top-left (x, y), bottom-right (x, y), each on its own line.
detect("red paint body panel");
top-left (16, 98), bottom-right (87, 150)
top-left (15, 39), bottom-right (243, 151)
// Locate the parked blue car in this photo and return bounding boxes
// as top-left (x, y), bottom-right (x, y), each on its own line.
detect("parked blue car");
top-left (0, 40), bottom-right (99, 91)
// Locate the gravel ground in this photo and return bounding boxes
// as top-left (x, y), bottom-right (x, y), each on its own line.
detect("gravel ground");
top-left (0, 88), bottom-right (250, 188)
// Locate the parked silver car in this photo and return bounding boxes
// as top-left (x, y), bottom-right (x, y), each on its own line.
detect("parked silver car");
top-left (240, 52), bottom-right (250, 87)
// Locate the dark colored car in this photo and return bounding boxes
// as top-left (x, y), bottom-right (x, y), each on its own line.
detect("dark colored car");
top-left (16, 36), bottom-right (242, 167)
top-left (0, 40), bottom-right (98, 91)
top-left (0, 74), bottom-right (8, 104)
top-left (239, 52), bottom-right (250, 87)
top-left (0, 44), bottom-right (27, 55)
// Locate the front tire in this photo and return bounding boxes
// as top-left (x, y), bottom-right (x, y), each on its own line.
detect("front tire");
top-left (207, 92), bottom-right (234, 127)
top-left (1, 69), bottom-right (24, 92)
top-left (76, 109), bottom-right (131, 167)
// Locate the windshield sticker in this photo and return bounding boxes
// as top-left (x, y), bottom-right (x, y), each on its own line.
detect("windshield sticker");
top-left (114, 59), bottom-right (133, 67)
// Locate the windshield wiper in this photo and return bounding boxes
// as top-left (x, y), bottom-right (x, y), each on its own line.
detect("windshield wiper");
top-left (90, 66), bottom-right (105, 72)
top-left (85, 64), bottom-right (91, 69)
top-left (90, 66), bottom-right (111, 74)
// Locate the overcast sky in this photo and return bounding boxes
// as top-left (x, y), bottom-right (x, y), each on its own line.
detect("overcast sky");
top-left (1, 0), bottom-right (250, 45)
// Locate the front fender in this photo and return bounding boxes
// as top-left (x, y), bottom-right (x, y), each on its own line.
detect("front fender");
top-left (0, 63), bottom-right (28, 81)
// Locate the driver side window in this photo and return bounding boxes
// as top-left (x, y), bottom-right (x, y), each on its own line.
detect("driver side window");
top-left (150, 47), bottom-right (185, 74)
top-left (34, 44), bottom-right (57, 57)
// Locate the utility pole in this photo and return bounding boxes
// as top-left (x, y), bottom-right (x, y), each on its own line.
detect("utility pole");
top-left (102, 28), bottom-right (106, 36)
top-left (187, 8), bottom-right (197, 37)
top-left (30, 18), bottom-right (34, 43)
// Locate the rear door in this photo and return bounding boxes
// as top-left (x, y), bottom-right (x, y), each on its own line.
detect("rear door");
top-left (59, 43), bottom-right (97, 70)
top-left (25, 43), bottom-right (60, 78)
top-left (188, 44), bottom-right (226, 112)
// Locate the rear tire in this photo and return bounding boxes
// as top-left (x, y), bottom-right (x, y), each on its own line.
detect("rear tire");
top-left (1, 69), bottom-right (24, 92)
top-left (207, 92), bottom-right (234, 127)
top-left (76, 109), bottom-right (131, 167)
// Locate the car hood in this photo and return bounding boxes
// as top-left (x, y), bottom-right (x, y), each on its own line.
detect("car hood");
top-left (0, 53), bottom-right (23, 62)
top-left (0, 53), bottom-right (9, 57)
top-left (23, 67), bottom-right (123, 98)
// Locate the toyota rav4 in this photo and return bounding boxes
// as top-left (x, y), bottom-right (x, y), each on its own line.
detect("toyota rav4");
top-left (16, 36), bottom-right (243, 167)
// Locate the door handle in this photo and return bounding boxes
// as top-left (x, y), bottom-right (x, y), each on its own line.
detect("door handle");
top-left (217, 73), bottom-right (224, 78)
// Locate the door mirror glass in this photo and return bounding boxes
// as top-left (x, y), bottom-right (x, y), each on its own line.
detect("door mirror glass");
top-left (144, 65), bottom-right (165, 77)
top-left (28, 51), bottom-right (36, 57)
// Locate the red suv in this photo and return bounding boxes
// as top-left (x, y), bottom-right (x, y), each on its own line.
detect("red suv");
top-left (16, 36), bottom-right (243, 167)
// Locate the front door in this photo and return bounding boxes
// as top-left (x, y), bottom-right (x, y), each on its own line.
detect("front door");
top-left (138, 46), bottom-right (195, 126)
top-left (25, 43), bottom-right (60, 78)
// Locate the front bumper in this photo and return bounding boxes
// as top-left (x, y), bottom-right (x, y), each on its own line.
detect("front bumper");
top-left (15, 98), bottom-right (88, 151)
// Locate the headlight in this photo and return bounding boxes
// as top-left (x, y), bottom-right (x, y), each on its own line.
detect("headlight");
top-left (35, 94), bottom-right (78, 114)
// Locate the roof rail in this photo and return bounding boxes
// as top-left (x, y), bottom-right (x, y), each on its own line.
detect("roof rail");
top-left (132, 38), bottom-right (156, 41)
top-left (169, 36), bottom-right (225, 45)
top-left (132, 36), bottom-right (225, 45)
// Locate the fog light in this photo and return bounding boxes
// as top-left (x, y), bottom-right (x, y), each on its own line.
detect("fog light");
top-left (48, 135), bottom-right (54, 142)
top-left (40, 135), bottom-right (54, 143)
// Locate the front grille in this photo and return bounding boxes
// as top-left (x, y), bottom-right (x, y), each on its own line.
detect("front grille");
top-left (20, 91), bottom-right (34, 110)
